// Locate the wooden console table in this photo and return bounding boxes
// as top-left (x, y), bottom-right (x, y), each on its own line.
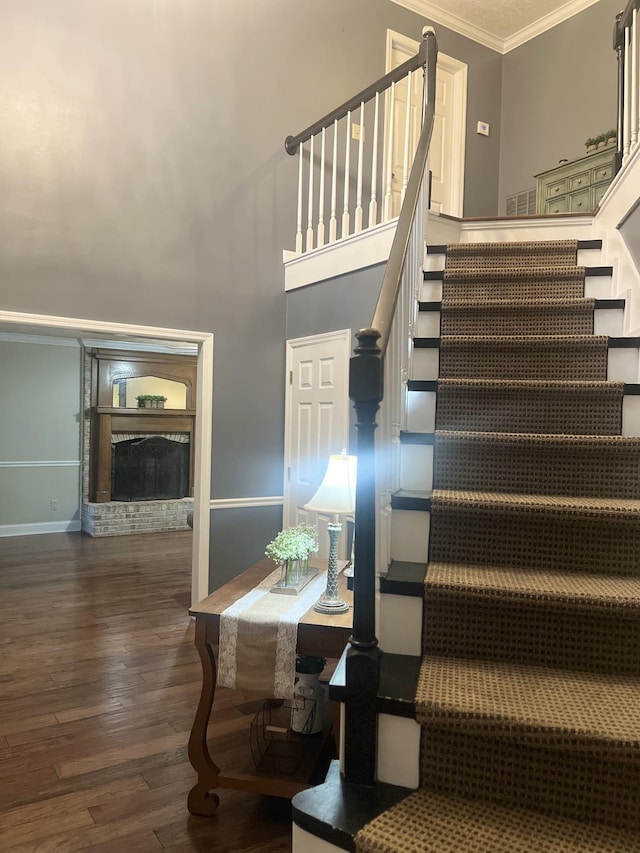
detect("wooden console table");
top-left (187, 558), bottom-right (353, 816)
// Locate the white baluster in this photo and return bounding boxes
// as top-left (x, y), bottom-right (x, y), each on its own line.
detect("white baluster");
top-left (317, 128), bottom-right (326, 248)
top-left (296, 145), bottom-right (303, 254)
top-left (631, 9), bottom-right (638, 150)
top-left (624, 26), bottom-right (631, 159)
top-left (330, 120), bottom-right (338, 243)
top-left (384, 82), bottom-right (396, 221)
top-left (355, 102), bottom-right (365, 233)
top-left (369, 91), bottom-right (380, 228)
top-left (306, 135), bottom-right (314, 253)
top-left (401, 70), bottom-right (412, 205)
top-left (342, 110), bottom-right (351, 238)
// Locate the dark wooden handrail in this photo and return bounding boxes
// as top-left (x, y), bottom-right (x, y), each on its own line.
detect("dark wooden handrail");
top-left (344, 27), bottom-right (438, 787)
top-left (285, 46), bottom-right (429, 155)
top-left (617, 0), bottom-right (640, 35)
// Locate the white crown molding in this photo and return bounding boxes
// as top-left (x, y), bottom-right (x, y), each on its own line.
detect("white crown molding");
top-left (209, 496), bottom-right (284, 510)
top-left (0, 332), bottom-right (80, 347)
top-left (81, 337), bottom-right (198, 355)
top-left (503, 0), bottom-right (600, 53)
top-left (388, 0), bottom-right (599, 54)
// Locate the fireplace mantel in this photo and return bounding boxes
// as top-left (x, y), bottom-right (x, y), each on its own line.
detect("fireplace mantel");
top-left (88, 350), bottom-right (197, 503)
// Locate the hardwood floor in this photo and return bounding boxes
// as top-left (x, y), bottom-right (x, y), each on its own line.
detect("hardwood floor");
top-left (0, 531), bottom-right (293, 851)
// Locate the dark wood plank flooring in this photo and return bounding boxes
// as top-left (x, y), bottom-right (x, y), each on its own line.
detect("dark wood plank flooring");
top-left (0, 531), bottom-right (293, 851)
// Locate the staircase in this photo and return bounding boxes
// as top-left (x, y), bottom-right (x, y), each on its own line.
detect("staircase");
top-left (293, 238), bottom-right (640, 852)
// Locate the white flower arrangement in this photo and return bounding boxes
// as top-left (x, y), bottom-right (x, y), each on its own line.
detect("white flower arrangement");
top-left (265, 523), bottom-right (319, 565)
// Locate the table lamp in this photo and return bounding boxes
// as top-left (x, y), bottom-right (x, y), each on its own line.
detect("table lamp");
top-left (304, 451), bottom-right (357, 615)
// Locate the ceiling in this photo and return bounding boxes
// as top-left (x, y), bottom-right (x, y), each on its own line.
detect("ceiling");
top-left (390, 0), bottom-right (600, 53)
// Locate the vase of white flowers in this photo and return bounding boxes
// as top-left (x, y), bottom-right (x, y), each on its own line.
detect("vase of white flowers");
top-left (265, 524), bottom-right (319, 595)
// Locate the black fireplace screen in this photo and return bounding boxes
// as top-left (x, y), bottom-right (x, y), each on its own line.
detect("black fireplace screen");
top-left (111, 436), bottom-right (189, 502)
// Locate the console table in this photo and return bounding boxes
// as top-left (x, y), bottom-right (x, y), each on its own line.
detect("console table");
top-left (187, 558), bottom-right (352, 816)
top-left (534, 147), bottom-right (615, 215)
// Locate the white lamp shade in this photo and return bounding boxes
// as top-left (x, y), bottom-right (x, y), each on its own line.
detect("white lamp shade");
top-left (304, 453), bottom-right (357, 515)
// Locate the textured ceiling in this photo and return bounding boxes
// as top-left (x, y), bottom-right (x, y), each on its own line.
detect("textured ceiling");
top-left (391, 0), bottom-right (600, 52)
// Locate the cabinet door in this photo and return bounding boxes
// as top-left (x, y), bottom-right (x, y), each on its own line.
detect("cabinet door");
top-left (546, 196), bottom-right (568, 215)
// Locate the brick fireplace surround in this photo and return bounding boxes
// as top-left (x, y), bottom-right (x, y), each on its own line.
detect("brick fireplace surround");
top-left (81, 349), bottom-right (195, 537)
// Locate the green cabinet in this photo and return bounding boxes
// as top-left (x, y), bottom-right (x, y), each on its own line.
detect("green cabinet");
top-left (535, 148), bottom-right (615, 215)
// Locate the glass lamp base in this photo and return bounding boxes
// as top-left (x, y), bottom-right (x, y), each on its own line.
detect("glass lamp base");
top-left (313, 595), bottom-right (350, 615)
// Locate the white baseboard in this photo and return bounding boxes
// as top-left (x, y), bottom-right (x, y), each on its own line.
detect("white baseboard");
top-left (0, 520), bottom-right (82, 538)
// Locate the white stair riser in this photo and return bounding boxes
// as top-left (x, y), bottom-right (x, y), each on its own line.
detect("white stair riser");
top-left (407, 389), bottom-right (436, 433)
top-left (411, 347), bottom-right (439, 380)
top-left (293, 826), bottom-right (339, 852)
top-left (378, 592), bottom-right (423, 656)
top-left (608, 348), bottom-right (640, 382)
top-left (400, 444), bottom-right (433, 492)
top-left (390, 509), bottom-right (430, 563)
top-left (623, 395), bottom-right (640, 436)
top-left (377, 714), bottom-right (421, 788)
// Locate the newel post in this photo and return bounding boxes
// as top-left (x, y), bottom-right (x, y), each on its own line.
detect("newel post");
top-left (344, 328), bottom-right (383, 786)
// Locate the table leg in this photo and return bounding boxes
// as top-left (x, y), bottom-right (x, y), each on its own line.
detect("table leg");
top-left (187, 617), bottom-right (221, 816)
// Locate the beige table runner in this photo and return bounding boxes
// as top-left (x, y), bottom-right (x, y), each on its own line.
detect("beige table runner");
top-left (217, 566), bottom-right (328, 699)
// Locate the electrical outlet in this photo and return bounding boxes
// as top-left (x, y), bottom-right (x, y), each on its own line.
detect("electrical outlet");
top-left (50, 499), bottom-right (58, 511)
top-left (352, 123), bottom-right (365, 142)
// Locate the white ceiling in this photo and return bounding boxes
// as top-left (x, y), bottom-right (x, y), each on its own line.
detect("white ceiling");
top-left (390, 0), bottom-right (600, 53)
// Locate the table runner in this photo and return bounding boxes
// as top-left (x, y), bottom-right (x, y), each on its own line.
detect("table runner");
top-left (217, 566), bottom-right (329, 699)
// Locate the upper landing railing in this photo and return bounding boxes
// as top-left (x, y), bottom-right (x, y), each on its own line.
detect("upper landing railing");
top-left (285, 31), bottom-right (434, 255)
top-left (285, 27), bottom-right (438, 786)
top-left (615, 1), bottom-right (640, 170)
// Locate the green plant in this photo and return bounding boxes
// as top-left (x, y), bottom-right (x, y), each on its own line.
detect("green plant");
top-left (136, 394), bottom-right (168, 402)
top-left (585, 137), bottom-right (597, 147)
top-left (265, 523), bottom-right (318, 564)
top-left (295, 655), bottom-right (326, 674)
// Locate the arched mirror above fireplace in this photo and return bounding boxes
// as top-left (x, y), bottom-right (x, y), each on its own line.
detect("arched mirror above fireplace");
top-left (88, 349), bottom-right (197, 505)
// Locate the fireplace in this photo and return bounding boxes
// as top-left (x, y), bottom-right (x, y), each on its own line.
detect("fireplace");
top-left (111, 434), bottom-right (190, 502)
top-left (83, 348), bottom-right (197, 537)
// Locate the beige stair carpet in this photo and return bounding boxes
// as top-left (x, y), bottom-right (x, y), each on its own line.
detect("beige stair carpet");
top-left (356, 240), bottom-right (640, 851)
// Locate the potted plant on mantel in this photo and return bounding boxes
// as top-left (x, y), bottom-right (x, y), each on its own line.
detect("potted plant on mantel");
top-left (136, 394), bottom-right (168, 409)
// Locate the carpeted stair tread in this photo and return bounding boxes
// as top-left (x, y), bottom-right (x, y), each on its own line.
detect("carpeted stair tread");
top-left (435, 379), bottom-right (624, 435)
top-left (426, 562), bottom-right (640, 609)
top-left (432, 489), bottom-right (640, 519)
top-left (355, 788), bottom-right (640, 853)
top-left (440, 299), bottom-right (595, 336)
top-left (439, 336), bottom-right (608, 380)
top-left (445, 239), bottom-right (579, 268)
top-left (442, 268), bottom-right (586, 301)
top-left (414, 654), bottom-right (640, 749)
top-left (433, 431), bottom-right (640, 497)
top-left (424, 563), bottom-right (640, 674)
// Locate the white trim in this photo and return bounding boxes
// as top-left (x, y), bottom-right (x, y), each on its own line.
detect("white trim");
top-left (0, 520), bottom-right (82, 538)
top-left (0, 309), bottom-right (213, 607)
top-left (0, 460), bottom-right (80, 468)
top-left (457, 214), bottom-right (594, 243)
top-left (209, 496), bottom-right (284, 510)
top-left (0, 332), bottom-right (80, 347)
top-left (387, 0), bottom-right (599, 55)
top-left (503, 0), bottom-right (600, 53)
top-left (283, 219), bottom-right (397, 291)
top-left (81, 338), bottom-right (198, 355)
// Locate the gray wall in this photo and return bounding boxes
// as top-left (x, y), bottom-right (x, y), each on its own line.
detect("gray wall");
top-left (0, 340), bottom-right (81, 528)
top-left (499, 0), bottom-right (620, 211)
top-left (0, 0), bottom-right (502, 589)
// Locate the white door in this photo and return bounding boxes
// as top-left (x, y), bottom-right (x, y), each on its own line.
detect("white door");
top-left (284, 330), bottom-right (351, 559)
top-left (385, 31), bottom-right (467, 217)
